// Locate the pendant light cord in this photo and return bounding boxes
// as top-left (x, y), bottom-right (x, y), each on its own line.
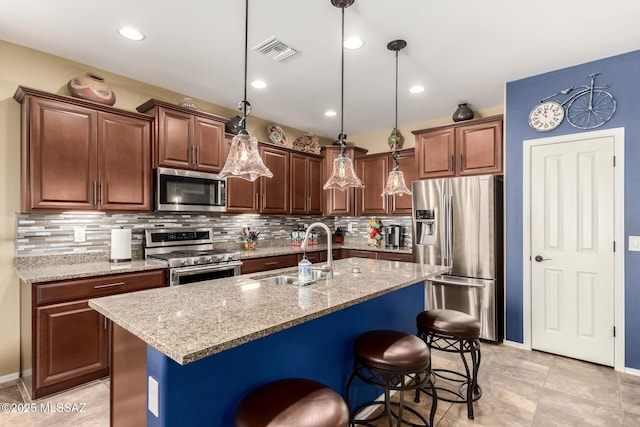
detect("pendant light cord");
top-left (241, 0), bottom-right (250, 131)
top-left (392, 45), bottom-right (400, 170)
top-left (339, 5), bottom-right (346, 155)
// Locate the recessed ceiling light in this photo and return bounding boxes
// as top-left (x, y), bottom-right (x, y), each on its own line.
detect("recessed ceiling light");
top-left (344, 37), bottom-right (364, 50)
top-left (118, 27), bottom-right (145, 41)
top-left (409, 85), bottom-right (425, 94)
top-left (324, 110), bottom-right (337, 117)
top-left (251, 80), bottom-right (267, 89)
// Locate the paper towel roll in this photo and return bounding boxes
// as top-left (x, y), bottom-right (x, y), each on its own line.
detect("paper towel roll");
top-left (110, 228), bottom-right (131, 263)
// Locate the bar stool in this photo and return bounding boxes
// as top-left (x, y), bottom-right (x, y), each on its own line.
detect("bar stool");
top-left (345, 329), bottom-right (437, 427)
top-left (416, 309), bottom-right (482, 419)
top-left (235, 378), bottom-right (349, 427)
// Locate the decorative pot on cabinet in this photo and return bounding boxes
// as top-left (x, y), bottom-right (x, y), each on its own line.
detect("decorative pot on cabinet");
top-left (452, 103), bottom-right (474, 122)
top-left (67, 72), bottom-right (116, 106)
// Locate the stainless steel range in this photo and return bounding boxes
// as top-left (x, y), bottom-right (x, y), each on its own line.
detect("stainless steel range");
top-left (145, 228), bottom-right (242, 286)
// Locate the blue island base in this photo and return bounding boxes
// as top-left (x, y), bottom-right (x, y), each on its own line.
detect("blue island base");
top-left (147, 282), bottom-right (425, 426)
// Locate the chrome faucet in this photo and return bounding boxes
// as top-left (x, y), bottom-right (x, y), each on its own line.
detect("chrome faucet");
top-left (301, 222), bottom-right (333, 278)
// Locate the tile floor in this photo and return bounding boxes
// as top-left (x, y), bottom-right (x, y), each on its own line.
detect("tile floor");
top-left (0, 343), bottom-right (638, 426)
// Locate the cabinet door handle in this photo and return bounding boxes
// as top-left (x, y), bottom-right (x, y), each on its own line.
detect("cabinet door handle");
top-left (196, 147), bottom-right (200, 166)
top-left (94, 282), bottom-right (125, 289)
top-left (92, 181), bottom-right (98, 206)
top-left (449, 155), bottom-right (454, 172)
top-left (98, 181), bottom-right (103, 206)
top-left (262, 193), bottom-right (265, 208)
top-left (191, 145), bottom-right (196, 166)
top-left (264, 261), bottom-right (279, 266)
top-left (460, 154), bottom-right (464, 171)
top-left (103, 316), bottom-right (108, 330)
top-left (307, 196), bottom-right (311, 212)
top-left (255, 193), bottom-right (259, 208)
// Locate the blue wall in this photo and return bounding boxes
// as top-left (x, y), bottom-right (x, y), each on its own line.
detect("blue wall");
top-left (505, 50), bottom-right (640, 369)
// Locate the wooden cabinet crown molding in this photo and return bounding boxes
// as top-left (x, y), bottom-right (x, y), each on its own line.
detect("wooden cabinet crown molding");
top-left (14, 86), bottom-right (153, 121)
top-left (411, 114), bottom-right (503, 136)
top-left (136, 98), bottom-right (229, 123)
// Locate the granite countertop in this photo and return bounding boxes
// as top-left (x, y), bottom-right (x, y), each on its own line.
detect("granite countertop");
top-left (14, 244), bottom-right (411, 284)
top-left (15, 259), bottom-right (168, 284)
top-left (89, 258), bottom-right (448, 365)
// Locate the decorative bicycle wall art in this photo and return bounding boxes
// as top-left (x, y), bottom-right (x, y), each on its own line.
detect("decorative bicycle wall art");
top-left (528, 72), bottom-right (616, 132)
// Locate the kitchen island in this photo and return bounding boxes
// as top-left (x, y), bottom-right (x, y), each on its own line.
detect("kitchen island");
top-left (89, 257), bottom-right (448, 426)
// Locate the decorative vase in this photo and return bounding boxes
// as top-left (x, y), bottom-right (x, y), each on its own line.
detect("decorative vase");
top-left (452, 103), bottom-right (474, 122)
top-left (179, 97), bottom-right (198, 110)
top-left (243, 238), bottom-right (257, 251)
top-left (67, 72), bottom-right (116, 106)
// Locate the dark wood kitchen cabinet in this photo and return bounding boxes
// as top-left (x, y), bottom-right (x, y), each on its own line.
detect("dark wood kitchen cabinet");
top-left (137, 99), bottom-right (228, 173)
top-left (413, 115), bottom-right (503, 179)
top-left (14, 87), bottom-right (153, 212)
top-left (388, 149), bottom-right (415, 215)
top-left (225, 139), bottom-right (290, 214)
top-left (355, 148), bottom-right (415, 216)
top-left (290, 152), bottom-right (323, 215)
top-left (321, 146), bottom-right (368, 216)
top-left (355, 153), bottom-right (388, 216)
top-left (240, 254), bottom-right (298, 274)
top-left (260, 145), bottom-right (290, 214)
top-left (20, 269), bottom-right (166, 399)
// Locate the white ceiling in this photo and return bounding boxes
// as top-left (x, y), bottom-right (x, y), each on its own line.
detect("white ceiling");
top-left (1, 0), bottom-right (639, 139)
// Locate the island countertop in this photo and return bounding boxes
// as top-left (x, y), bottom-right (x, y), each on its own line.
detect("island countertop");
top-left (89, 258), bottom-right (448, 365)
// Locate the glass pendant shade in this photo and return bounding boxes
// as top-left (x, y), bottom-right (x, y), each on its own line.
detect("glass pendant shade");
top-left (382, 169), bottom-right (411, 196)
top-left (382, 39), bottom-right (411, 197)
top-left (218, 132), bottom-right (273, 181)
top-left (217, 0), bottom-right (273, 182)
top-left (323, 153), bottom-right (363, 190)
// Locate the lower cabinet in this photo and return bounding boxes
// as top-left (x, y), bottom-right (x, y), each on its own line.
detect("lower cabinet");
top-left (35, 300), bottom-right (109, 395)
top-left (346, 249), bottom-right (413, 262)
top-left (21, 269), bottom-right (166, 399)
top-left (240, 254), bottom-right (298, 274)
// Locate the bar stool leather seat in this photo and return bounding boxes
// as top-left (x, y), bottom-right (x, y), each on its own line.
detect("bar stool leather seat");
top-left (346, 329), bottom-right (437, 426)
top-left (235, 378), bottom-right (349, 427)
top-left (416, 309), bottom-right (482, 419)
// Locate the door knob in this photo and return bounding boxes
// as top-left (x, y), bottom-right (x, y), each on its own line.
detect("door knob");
top-left (534, 255), bottom-right (551, 262)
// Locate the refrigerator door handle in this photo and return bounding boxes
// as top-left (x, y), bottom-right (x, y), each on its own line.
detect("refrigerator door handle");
top-left (440, 188), bottom-right (448, 265)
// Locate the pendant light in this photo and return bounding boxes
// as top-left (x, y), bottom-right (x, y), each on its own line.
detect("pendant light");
top-left (218, 0), bottom-right (273, 182)
top-left (381, 39), bottom-right (412, 197)
top-left (323, 0), bottom-right (364, 191)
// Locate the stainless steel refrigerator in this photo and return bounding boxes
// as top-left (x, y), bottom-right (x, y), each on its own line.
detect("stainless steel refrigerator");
top-left (412, 175), bottom-right (503, 342)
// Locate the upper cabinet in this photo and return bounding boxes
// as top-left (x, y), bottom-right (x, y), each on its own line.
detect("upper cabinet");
top-left (225, 136), bottom-right (292, 215)
top-left (413, 115), bottom-right (503, 179)
top-left (136, 99), bottom-right (228, 173)
top-left (14, 87), bottom-right (153, 212)
top-left (290, 152), bottom-right (323, 215)
top-left (321, 146), bottom-right (368, 216)
top-left (355, 148), bottom-right (415, 216)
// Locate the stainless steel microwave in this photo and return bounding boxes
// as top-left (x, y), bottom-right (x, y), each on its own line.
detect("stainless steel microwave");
top-left (155, 167), bottom-right (226, 212)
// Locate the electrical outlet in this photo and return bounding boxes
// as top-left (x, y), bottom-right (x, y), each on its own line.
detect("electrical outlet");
top-left (148, 376), bottom-right (159, 417)
top-left (348, 223), bottom-right (354, 232)
top-left (73, 226), bottom-right (86, 243)
top-left (629, 236), bottom-right (640, 251)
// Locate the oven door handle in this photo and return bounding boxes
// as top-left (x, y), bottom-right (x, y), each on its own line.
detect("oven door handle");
top-left (171, 262), bottom-right (243, 275)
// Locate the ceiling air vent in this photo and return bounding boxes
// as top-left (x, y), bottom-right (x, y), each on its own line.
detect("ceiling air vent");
top-left (253, 36), bottom-right (298, 62)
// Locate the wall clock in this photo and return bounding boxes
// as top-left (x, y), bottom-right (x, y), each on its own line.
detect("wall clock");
top-left (528, 101), bottom-right (564, 132)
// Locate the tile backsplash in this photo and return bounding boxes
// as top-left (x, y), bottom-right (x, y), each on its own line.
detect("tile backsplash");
top-left (15, 213), bottom-right (413, 257)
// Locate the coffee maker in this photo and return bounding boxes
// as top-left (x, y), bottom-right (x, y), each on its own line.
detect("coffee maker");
top-left (385, 225), bottom-right (403, 248)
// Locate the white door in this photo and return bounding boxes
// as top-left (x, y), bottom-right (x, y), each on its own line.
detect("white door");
top-left (530, 135), bottom-right (615, 366)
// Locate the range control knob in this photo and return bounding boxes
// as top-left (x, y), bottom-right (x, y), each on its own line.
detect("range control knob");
top-left (205, 256), bottom-right (213, 263)
top-left (193, 258), bottom-right (200, 265)
top-left (180, 259), bottom-right (189, 266)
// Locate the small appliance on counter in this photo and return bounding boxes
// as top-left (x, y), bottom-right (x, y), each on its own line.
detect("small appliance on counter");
top-left (384, 225), bottom-right (403, 248)
top-left (110, 228), bottom-right (131, 263)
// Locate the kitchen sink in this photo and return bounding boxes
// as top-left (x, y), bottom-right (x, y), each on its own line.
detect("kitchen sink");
top-left (250, 269), bottom-right (329, 286)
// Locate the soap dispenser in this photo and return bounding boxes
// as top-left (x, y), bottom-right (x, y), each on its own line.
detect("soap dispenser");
top-left (298, 255), bottom-right (312, 283)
